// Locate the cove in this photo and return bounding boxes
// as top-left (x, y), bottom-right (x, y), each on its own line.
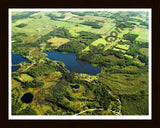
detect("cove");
top-left (12, 52), bottom-right (30, 72)
top-left (43, 51), bottom-right (102, 75)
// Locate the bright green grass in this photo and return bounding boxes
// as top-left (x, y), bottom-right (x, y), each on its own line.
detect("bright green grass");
top-left (53, 20), bottom-right (75, 28)
top-left (113, 48), bottom-right (126, 53)
top-left (115, 44), bottom-right (130, 50)
top-left (107, 27), bottom-right (130, 38)
top-left (118, 28), bottom-right (131, 38)
top-left (124, 54), bottom-right (133, 59)
top-left (91, 38), bottom-right (109, 46)
top-left (82, 46), bottom-right (90, 52)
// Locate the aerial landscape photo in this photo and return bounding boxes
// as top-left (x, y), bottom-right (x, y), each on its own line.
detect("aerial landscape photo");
top-left (10, 9), bottom-right (150, 117)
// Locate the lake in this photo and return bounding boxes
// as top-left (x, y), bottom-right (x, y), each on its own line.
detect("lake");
top-left (43, 51), bottom-right (102, 75)
top-left (12, 52), bottom-right (30, 72)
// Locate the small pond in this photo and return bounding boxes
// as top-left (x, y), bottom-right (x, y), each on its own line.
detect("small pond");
top-left (70, 85), bottom-right (80, 89)
top-left (21, 93), bottom-right (33, 103)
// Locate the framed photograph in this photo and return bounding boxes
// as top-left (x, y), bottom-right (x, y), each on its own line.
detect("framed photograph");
top-left (9, 8), bottom-right (151, 120)
top-left (1, 0), bottom-right (160, 128)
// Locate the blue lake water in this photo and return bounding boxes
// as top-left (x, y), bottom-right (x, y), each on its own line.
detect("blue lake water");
top-left (12, 52), bottom-right (30, 72)
top-left (43, 51), bottom-right (102, 75)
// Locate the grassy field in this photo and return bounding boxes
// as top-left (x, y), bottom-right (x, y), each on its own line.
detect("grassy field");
top-left (14, 35), bottom-right (40, 43)
top-left (130, 27), bottom-right (149, 42)
top-left (127, 21), bottom-right (140, 25)
top-left (113, 48), bottom-right (126, 53)
top-left (91, 38), bottom-right (109, 46)
top-left (106, 55), bottom-right (121, 61)
top-left (47, 36), bottom-right (70, 47)
top-left (115, 44), bottom-right (130, 50)
top-left (107, 26), bottom-right (131, 39)
top-left (123, 66), bottom-right (139, 71)
top-left (12, 79), bottom-right (21, 89)
top-left (20, 74), bottom-right (34, 82)
top-left (69, 20), bottom-right (115, 35)
top-left (90, 22), bottom-right (115, 34)
top-left (124, 54), bottom-right (133, 59)
top-left (12, 15), bottom-right (56, 36)
top-left (140, 48), bottom-right (149, 56)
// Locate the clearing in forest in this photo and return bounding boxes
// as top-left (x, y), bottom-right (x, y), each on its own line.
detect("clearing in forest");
top-left (47, 36), bottom-right (70, 47)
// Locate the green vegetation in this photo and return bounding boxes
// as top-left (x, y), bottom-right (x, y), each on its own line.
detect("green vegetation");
top-left (11, 11), bottom-right (149, 116)
top-left (16, 23), bottom-right (28, 28)
top-left (80, 21), bottom-right (103, 29)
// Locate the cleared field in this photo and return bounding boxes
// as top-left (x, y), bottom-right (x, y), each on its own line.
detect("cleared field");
top-left (47, 36), bottom-right (70, 47)
top-left (69, 22), bottom-right (115, 35)
top-left (82, 46), bottom-right (90, 52)
top-left (53, 20), bottom-right (75, 28)
top-left (140, 48), bottom-right (149, 56)
top-left (115, 44), bottom-right (130, 50)
top-left (15, 35), bottom-right (40, 43)
top-left (69, 24), bottom-right (92, 36)
top-left (90, 22), bottom-right (115, 34)
top-left (107, 27), bottom-right (131, 39)
top-left (20, 74), bottom-right (34, 82)
top-left (12, 79), bottom-right (21, 89)
top-left (117, 28), bottom-right (131, 38)
top-left (12, 16), bottom-right (56, 36)
top-left (91, 38), bottom-right (109, 46)
top-left (124, 54), bottom-right (133, 59)
top-left (67, 17), bottom-right (85, 23)
top-left (123, 66), bottom-right (139, 71)
top-left (127, 21), bottom-right (140, 25)
top-left (82, 15), bottom-right (106, 21)
top-left (113, 48), bottom-right (126, 53)
top-left (130, 27), bottom-right (149, 42)
top-left (106, 55), bottom-right (121, 61)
